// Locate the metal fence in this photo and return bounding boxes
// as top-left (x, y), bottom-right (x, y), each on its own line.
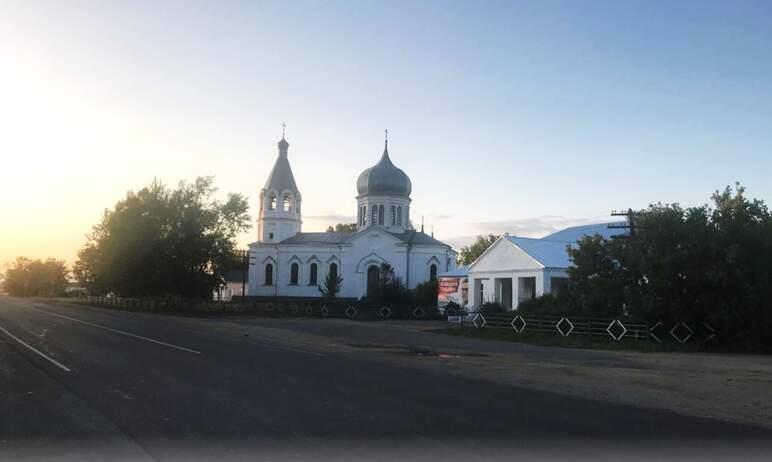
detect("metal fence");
top-left (462, 311), bottom-right (717, 344)
top-left (84, 296), bottom-right (439, 320)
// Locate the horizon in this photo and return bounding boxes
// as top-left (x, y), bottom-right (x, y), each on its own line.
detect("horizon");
top-left (2, 0), bottom-right (772, 267)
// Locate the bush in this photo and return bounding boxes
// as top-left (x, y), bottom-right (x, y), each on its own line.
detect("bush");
top-left (442, 301), bottom-right (467, 316)
top-left (480, 301), bottom-right (505, 314)
top-left (414, 279), bottom-right (438, 309)
top-left (517, 293), bottom-right (582, 317)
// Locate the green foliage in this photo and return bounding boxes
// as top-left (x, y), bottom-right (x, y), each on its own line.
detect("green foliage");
top-left (560, 184), bottom-right (772, 352)
top-left (442, 301), bottom-right (467, 316)
top-left (75, 177), bottom-right (250, 299)
top-left (326, 223), bottom-right (358, 233)
top-left (516, 293), bottom-right (582, 317)
top-left (458, 234), bottom-right (499, 266)
top-left (414, 278), bottom-right (439, 308)
top-left (368, 263), bottom-right (413, 305)
top-left (480, 301), bottom-right (505, 314)
top-left (2, 257), bottom-right (68, 297)
top-left (318, 271), bottom-right (343, 301)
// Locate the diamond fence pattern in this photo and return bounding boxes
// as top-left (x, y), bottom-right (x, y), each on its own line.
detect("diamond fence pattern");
top-left (466, 311), bottom-right (716, 344)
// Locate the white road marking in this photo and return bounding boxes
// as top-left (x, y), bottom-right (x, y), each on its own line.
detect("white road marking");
top-left (0, 324), bottom-right (72, 372)
top-left (31, 308), bottom-right (201, 355)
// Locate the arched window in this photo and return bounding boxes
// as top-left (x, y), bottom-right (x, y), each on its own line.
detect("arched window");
top-left (430, 264), bottom-right (438, 280)
top-left (372, 206), bottom-right (378, 226)
top-left (283, 194), bottom-right (292, 212)
top-left (378, 205), bottom-right (385, 225)
top-left (329, 262), bottom-right (338, 281)
top-left (268, 194), bottom-right (277, 210)
top-left (290, 263), bottom-right (299, 285)
top-left (264, 263), bottom-right (273, 286)
top-left (397, 206), bottom-right (402, 226)
top-left (390, 205), bottom-right (396, 226)
top-left (309, 263), bottom-right (318, 285)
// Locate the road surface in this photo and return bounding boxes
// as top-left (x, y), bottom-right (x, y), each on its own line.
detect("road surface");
top-left (1, 296), bottom-right (769, 461)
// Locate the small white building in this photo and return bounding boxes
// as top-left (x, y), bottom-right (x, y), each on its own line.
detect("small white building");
top-left (467, 223), bottom-right (624, 310)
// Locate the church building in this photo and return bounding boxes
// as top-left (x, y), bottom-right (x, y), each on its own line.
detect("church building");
top-left (247, 132), bottom-right (457, 299)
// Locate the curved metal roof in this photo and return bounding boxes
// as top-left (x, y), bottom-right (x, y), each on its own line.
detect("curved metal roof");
top-left (356, 143), bottom-right (412, 197)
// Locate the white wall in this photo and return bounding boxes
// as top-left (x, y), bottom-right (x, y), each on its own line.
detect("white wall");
top-left (248, 227), bottom-right (456, 299)
top-left (467, 238), bottom-right (570, 310)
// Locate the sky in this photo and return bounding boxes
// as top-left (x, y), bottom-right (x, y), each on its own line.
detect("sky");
top-left (1, 0), bottom-right (771, 267)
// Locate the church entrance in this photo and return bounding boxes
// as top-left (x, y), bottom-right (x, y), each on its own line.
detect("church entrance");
top-left (367, 265), bottom-right (381, 298)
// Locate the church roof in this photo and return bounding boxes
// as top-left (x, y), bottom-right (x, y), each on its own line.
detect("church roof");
top-left (264, 137), bottom-right (299, 194)
top-left (278, 232), bottom-right (352, 244)
top-left (440, 266), bottom-right (468, 277)
top-left (389, 230), bottom-right (450, 247)
top-left (258, 229), bottom-right (451, 248)
top-left (356, 142), bottom-right (412, 197)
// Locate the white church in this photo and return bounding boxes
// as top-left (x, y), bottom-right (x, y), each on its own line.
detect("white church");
top-left (247, 133), bottom-right (457, 299)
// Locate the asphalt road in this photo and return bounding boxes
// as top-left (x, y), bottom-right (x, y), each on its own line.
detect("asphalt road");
top-left (1, 296), bottom-right (770, 461)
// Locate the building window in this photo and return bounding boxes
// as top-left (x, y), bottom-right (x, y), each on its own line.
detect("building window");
top-left (378, 205), bottom-right (384, 225)
top-left (430, 263), bottom-right (438, 280)
top-left (372, 206), bottom-right (378, 226)
top-left (268, 194), bottom-right (277, 210)
top-left (264, 263), bottom-right (273, 286)
top-left (397, 206), bottom-right (402, 226)
top-left (290, 263), bottom-right (299, 285)
top-left (283, 194), bottom-right (292, 212)
top-left (329, 262), bottom-right (338, 281)
top-left (309, 263), bottom-right (318, 285)
top-left (391, 205), bottom-right (396, 226)
top-left (268, 232), bottom-right (274, 240)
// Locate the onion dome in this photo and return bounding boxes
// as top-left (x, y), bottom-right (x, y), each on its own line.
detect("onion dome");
top-left (356, 140), bottom-right (412, 197)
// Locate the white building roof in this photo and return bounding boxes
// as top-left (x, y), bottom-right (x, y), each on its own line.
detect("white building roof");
top-left (504, 222), bottom-right (627, 269)
top-left (542, 222), bottom-right (626, 242)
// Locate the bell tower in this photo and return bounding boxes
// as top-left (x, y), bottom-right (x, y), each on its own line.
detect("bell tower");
top-left (257, 127), bottom-right (302, 243)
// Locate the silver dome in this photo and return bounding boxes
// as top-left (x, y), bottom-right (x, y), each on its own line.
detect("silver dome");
top-left (356, 143), bottom-right (412, 197)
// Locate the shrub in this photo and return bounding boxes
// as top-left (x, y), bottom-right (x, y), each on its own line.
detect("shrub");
top-left (517, 293), bottom-right (582, 317)
top-left (414, 278), bottom-right (438, 309)
top-left (480, 301), bottom-right (505, 314)
top-left (442, 301), bottom-right (467, 316)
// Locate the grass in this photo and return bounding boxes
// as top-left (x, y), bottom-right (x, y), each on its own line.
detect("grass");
top-left (429, 326), bottom-right (710, 353)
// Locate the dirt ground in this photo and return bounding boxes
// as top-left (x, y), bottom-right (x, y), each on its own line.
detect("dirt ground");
top-left (210, 317), bottom-right (772, 430)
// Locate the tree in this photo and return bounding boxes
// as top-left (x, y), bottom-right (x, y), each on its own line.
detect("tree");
top-left (2, 257), bottom-right (68, 297)
top-left (75, 177), bottom-right (250, 299)
top-left (369, 263), bottom-right (412, 305)
top-left (458, 234), bottom-right (499, 266)
top-left (414, 278), bottom-right (438, 308)
top-left (318, 270), bottom-right (343, 300)
top-left (559, 183), bottom-right (772, 351)
top-left (326, 223), bottom-right (357, 233)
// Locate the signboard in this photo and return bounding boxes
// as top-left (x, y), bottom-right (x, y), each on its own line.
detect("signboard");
top-left (447, 315), bottom-right (464, 325)
top-left (438, 276), bottom-right (468, 307)
top-left (438, 278), bottom-right (460, 296)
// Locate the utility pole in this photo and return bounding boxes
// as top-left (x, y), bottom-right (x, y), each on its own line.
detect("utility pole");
top-left (609, 208), bottom-right (639, 237)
